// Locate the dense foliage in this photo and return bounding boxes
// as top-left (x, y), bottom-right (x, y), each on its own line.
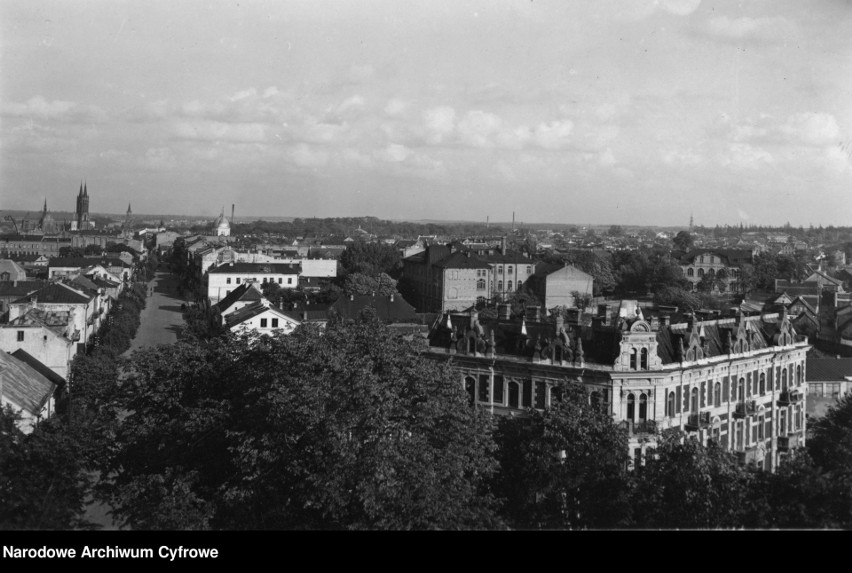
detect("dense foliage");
top-left (95, 313), bottom-right (502, 530)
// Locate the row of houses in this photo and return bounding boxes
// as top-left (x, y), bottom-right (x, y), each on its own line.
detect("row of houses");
top-left (0, 255), bottom-right (139, 433)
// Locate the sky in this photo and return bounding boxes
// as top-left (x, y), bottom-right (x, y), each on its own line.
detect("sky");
top-left (1, 0), bottom-right (851, 226)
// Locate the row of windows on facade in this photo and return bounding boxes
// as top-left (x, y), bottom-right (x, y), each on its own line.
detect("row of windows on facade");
top-left (464, 375), bottom-right (553, 409)
top-left (446, 280), bottom-right (522, 299)
top-left (685, 267), bottom-right (740, 278)
top-left (656, 366), bottom-right (804, 418)
top-left (810, 383), bottom-right (845, 398)
top-left (225, 277), bottom-right (293, 285)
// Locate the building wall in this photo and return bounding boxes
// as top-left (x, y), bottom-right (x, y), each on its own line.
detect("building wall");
top-left (0, 326), bottom-right (77, 380)
top-left (489, 262), bottom-right (535, 300)
top-left (428, 327), bottom-right (808, 472)
top-left (539, 267), bottom-right (594, 309)
top-left (229, 309), bottom-right (299, 335)
top-left (441, 268), bottom-right (490, 312)
top-left (681, 253), bottom-right (740, 293)
top-left (208, 273), bottom-right (298, 304)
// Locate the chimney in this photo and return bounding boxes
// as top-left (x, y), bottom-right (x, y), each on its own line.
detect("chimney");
top-left (231, 204), bottom-right (235, 223)
top-left (498, 303), bottom-right (511, 320)
top-left (501, 236), bottom-right (507, 255)
top-left (650, 315), bottom-right (660, 331)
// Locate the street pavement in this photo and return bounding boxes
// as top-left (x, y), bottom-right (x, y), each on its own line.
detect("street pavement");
top-left (124, 269), bottom-right (188, 356)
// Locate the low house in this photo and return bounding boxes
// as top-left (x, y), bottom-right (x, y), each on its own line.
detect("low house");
top-left (207, 262), bottom-right (301, 304)
top-left (215, 282), bottom-right (265, 322)
top-left (806, 358), bottom-right (852, 418)
top-left (0, 307), bottom-right (82, 380)
top-left (0, 259), bottom-right (28, 282)
top-left (225, 300), bottom-right (301, 336)
top-left (0, 350), bottom-right (60, 433)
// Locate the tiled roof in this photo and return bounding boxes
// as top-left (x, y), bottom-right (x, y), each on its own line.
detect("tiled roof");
top-left (806, 358), bottom-right (852, 382)
top-left (209, 262), bottom-right (301, 274)
top-left (480, 251), bottom-right (531, 265)
top-left (330, 293), bottom-right (419, 323)
top-left (225, 301), bottom-right (296, 328)
top-left (0, 280), bottom-right (46, 298)
top-left (0, 350), bottom-right (57, 415)
top-left (10, 349), bottom-right (66, 389)
top-left (13, 282), bottom-right (91, 305)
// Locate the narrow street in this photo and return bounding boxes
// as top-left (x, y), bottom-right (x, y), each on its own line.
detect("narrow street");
top-left (124, 269), bottom-right (187, 355)
top-left (83, 268), bottom-right (188, 529)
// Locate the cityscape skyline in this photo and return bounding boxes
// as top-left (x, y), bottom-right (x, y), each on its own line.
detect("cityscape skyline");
top-left (2, 1), bottom-right (851, 226)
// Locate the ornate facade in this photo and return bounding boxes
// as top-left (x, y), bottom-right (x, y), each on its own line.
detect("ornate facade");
top-left (425, 302), bottom-right (810, 472)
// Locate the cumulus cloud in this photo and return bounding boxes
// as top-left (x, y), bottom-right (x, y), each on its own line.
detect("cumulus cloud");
top-left (423, 106), bottom-right (456, 144)
top-left (723, 143), bottom-right (773, 168)
top-left (173, 120), bottom-right (268, 142)
top-left (289, 143), bottom-right (329, 168)
top-left (781, 112), bottom-right (840, 146)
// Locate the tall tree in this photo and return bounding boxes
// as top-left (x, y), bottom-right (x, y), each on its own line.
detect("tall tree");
top-left (672, 231), bottom-right (694, 252)
top-left (492, 381), bottom-right (631, 529)
top-left (96, 314), bottom-right (501, 530)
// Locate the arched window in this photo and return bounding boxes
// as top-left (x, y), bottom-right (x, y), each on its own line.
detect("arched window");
top-left (467, 336), bottom-right (476, 354)
top-left (516, 280), bottom-right (522, 290)
top-left (738, 378), bottom-right (745, 402)
top-left (698, 268), bottom-right (705, 277)
top-left (708, 268), bottom-right (715, 278)
top-left (782, 368), bottom-right (788, 391)
top-left (640, 348), bottom-right (649, 370)
top-left (691, 387), bottom-right (699, 412)
top-left (478, 376), bottom-right (489, 402)
top-left (759, 373), bottom-right (766, 394)
top-left (507, 280), bottom-right (513, 291)
top-left (639, 393), bottom-right (648, 421)
top-left (507, 266), bottom-right (513, 275)
top-left (666, 391), bottom-right (675, 417)
top-left (714, 382), bottom-right (721, 407)
top-left (629, 349), bottom-right (637, 370)
top-left (464, 376), bottom-right (476, 406)
top-left (0, 272), bottom-right (9, 281)
top-left (497, 281), bottom-right (503, 292)
top-left (687, 268), bottom-right (694, 277)
top-left (627, 393), bottom-right (635, 421)
top-left (476, 279), bottom-right (486, 290)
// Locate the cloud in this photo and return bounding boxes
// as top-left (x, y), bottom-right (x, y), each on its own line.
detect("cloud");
top-left (781, 112), bottom-right (840, 146)
top-left (173, 120), bottom-right (268, 142)
top-left (2, 96), bottom-right (107, 123)
top-left (289, 143), bottom-right (329, 168)
top-left (706, 16), bottom-right (797, 42)
top-left (659, 0), bottom-right (702, 16)
top-left (723, 143), bottom-right (773, 169)
top-left (423, 106), bottom-right (456, 144)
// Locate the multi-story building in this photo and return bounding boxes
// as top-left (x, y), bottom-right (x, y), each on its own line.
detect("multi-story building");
top-left (401, 245), bottom-right (492, 313)
top-left (207, 262), bottom-right (301, 304)
top-left (678, 248), bottom-right (755, 293)
top-left (526, 263), bottom-right (594, 309)
top-left (424, 301), bottom-right (809, 471)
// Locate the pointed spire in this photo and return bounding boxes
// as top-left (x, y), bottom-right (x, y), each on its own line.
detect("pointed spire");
top-left (43, 198), bottom-right (47, 213)
top-left (79, 181), bottom-right (83, 196)
top-left (84, 181), bottom-right (88, 196)
top-left (127, 203), bottom-right (132, 215)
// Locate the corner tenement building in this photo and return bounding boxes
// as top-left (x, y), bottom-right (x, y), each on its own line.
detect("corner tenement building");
top-left (425, 302), bottom-right (809, 471)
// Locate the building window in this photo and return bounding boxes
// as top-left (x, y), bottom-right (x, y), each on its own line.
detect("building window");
top-left (507, 267), bottom-right (513, 275)
top-left (666, 391), bottom-right (675, 417)
top-left (260, 318), bottom-right (268, 328)
top-left (627, 393), bottom-right (635, 421)
top-left (701, 382), bottom-right (706, 408)
top-left (738, 378), bottom-right (745, 402)
top-left (516, 280), bottom-right (522, 290)
top-left (629, 348), bottom-right (637, 370)
top-left (278, 278), bottom-right (283, 284)
top-left (591, 391), bottom-right (601, 408)
top-left (526, 266), bottom-right (532, 274)
top-left (507, 280), bottom-right (513, 291)
top-left (759, 373), bottom-right (766, 394)
top-left (758, 414), bottom-right (765, 440)
top-left (497, 281), bottom-right (503, 292)
top-left (477, 279), bottom-right (486, 290)
top-left (782, 369), bottom-right (788, 391)
top-left (535, 381), bottom-right (546, 409)
top-left (272, 318), bottom-right (278, 328)
top-left (522, 379), bottom-right (533, 408)
top-left (236, 278), bottom-right (241, 284)
top-left (226, 277), bottom-right (232, 284)
top-left (697, 268), bottom-right (705, 277)
top-left (478, 375), bottom-right (490, 403)
top-left (775, 367), bottom-right (781, 391)
top-left (465, 377), bottom-right (476, 406)
top-left (640, 348), bottom-right (648, 370)
top-left (638, 393), bottom-right (647, 421)
top-left (17, 330), bottom-right (24, 342)
top-left (796, 364), bottom-right (802, 385)
top-left (288, 278), bottom-right (293, 285)
top-left (493, 375), bottom-right (504, 404)
top-left (691, 387), bottom-right (699, 412)
top-left (714, 382), bottom-right (721, 407)
top-left (508, 381), bottom-right (519, 408)
top-left (687, 267), bottom-right (694, 277)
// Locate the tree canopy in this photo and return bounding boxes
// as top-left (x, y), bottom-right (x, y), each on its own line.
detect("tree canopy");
top-left (95, 314), bottom-right (501, 530)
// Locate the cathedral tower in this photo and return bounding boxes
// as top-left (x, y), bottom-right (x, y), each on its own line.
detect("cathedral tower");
top-left (75, 181), bottom-right (91, 230)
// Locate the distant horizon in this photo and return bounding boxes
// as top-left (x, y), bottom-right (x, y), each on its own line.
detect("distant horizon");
top-left (2, 2), bottom-right (850, 227)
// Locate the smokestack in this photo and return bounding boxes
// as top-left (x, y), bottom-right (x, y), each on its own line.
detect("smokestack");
top-left (512, 211), bottom-right (515, 232)
top-left (231, 204), bottom-right (235, 223)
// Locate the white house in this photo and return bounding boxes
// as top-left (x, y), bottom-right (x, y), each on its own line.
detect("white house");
top-left (225, 300), bottom-right (301, 335)
top-left (207, 262), bottom-right (301, 304)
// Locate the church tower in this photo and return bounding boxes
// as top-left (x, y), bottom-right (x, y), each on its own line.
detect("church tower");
top-left (75, 181), bottom-right (91, 230)
top-left (123, 203), bottom-right (133, 231)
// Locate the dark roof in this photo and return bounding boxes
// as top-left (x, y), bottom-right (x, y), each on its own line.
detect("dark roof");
top-left (0, 350), bottom-right (57, 415)
top-left (13, 282), bottom-right (91, 305)
top-left (224, 301), bottom-right (294, 328)
top-left (215, 282), bottom-right (264, 312)
top-left (49, 257), bottom-right (130, 268)
top-left (806, 358), bottom-right (852, 382)
top-left (330, 293), bottom-right (419, 323)
top-left (431, 252), bottom-right (491, 270)
top-left (209, 262), bottom-right (301, 274)
top-left (0, 280), bottom-right (46, 298)
top-left (10, 349), bottom-right (66, 389)
top-left (480, 251), bottom-right (531, 264)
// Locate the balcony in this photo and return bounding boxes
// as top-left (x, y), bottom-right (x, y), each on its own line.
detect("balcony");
top-left (777, 389), bottom-right (802, 406)
top-left (734, 446), bottom-right (763, 467)
top-left (619, 420), bottom-right (657, 437)
top-left (733, 400), bottom-right (756, 419)
top-left (685, 411), bottom-right (711, 431)
top-left (777, 434), bottom-right (802, 452)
